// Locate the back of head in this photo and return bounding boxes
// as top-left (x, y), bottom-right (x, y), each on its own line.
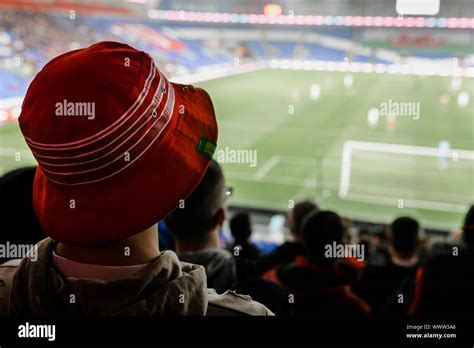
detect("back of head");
top-left (301, 210), bottom-right (344, 264)
top-left (390, 217), bottom-right (420, 257)
top-left (463, 205), bottom-right (474, 247)
top-left (229, 211), bottom-right (252, 244)
top-left (0, 166), bottom-right (44, 246)
top-left (289, 199), bottom-right (319, 239)
top-left (165, 161), bottom-right (226, 244)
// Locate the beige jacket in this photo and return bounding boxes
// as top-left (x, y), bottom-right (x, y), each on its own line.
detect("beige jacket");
top-left (0, 238), bottom-right (273, 316)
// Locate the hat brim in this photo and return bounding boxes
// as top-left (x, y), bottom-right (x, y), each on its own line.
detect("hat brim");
top-left (32, 83), bottom-right (218, 246)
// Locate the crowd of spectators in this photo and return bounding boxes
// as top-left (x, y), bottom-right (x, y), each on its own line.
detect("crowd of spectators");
top-left (1, 159), bottom-right (472, 316)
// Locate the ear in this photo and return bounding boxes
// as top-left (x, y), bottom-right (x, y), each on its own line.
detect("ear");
top-left (387, 230), bottom-right (393, 244)
top-left (214, 208), bottom-right (226, 227)
top-left (287, 212), bottom-right (294, 232)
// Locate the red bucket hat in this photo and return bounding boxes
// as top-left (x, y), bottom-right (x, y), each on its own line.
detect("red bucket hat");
top-left (19, 41), bottom-right (218, 245)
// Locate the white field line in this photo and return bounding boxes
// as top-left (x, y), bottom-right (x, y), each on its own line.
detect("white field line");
top-left (229, 171), bottom-right (319, 188)
top-left (270, 154), bottom-right (472, 173)
top-left (227, 170), bottom-right (471, 203)
top-left (278, 156), bottom-right (316, 165)
top-left (346, 140), bottom-right (474, 159)
top-left (345, 192), bottom-right (468, 213)
top-left (226, 171), bottom-right (468, 208)
top-left (227, 170), bottom-right (470, 213)
top-left (254, 156), bottom-right (280, 180)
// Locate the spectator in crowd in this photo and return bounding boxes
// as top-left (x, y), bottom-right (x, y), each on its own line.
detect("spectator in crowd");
top-left (165, 160), bottom-right (237, 294)
top-left (276, 210), bottom-right (371, 317)
top-left (335, 217), bottom-right (366, 284)
top-left (0, 166), bottom-right (45, 257)
top-left (411, 205), bottom-right (474, 314)
top-left (257, 199), bottom-right (318, 275)
top-left (462, 205), bottom-right (474, 246)
top-left (354, 217), bottom-right (423, 315)
top-left (225, 211), bottom-right (289, 315)
top-left (0, 9), bottom-right (124, 81)
top-left (357, 226), bottom-right (388, 265)
top-left (0, 42), bottom-right (272, 316)
top-left (228, 211), bottom-right (261, 262)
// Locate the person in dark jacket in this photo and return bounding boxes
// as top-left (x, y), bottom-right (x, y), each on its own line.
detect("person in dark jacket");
top-left (411, 205), bottom-right (474, 315)
top-left (226, 211), bottom-right (289, 315)
top-left (276, 210), bottom-right (371, 317)
top-left (354, 217), bottom-right (422, 315)
top-left (165, 161), bottom-right (237, 294)
top-left (257, 199), bottom-right (318, 275)
top-left (228, 211), bottom-right (262, 262)
top-left (0, 166), bottom-right (45, 260)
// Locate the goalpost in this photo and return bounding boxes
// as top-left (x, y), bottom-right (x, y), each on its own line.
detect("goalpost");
top-left (338, 140), bottom-right (474, 211)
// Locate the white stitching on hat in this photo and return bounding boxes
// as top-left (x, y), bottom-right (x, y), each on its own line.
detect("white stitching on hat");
top-left (40, 79), bottom-right (176, 185)
top-left (31, 67), bottom-right (166, 163)
top-left (24, 55), bottom-right (157, 149)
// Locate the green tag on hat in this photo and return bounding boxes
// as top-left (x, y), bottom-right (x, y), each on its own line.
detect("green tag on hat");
top-left (197, 137), bottom-right (217, 159)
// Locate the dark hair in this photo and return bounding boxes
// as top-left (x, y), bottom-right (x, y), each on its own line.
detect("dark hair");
top-left (301, 210), bottom-right (344, 263)
top-left (0, 166), bottom-right (44, 247)
top-left (463, 205), bottom-right (474, 246)
top-left (230, 211), bottom-right (252, 244)
top-left (165, 161), bottom-right (226, 243)
top-left (289, 199), bottom-right (319, 238)
top-left (390, 217), bottom-right (420, 255)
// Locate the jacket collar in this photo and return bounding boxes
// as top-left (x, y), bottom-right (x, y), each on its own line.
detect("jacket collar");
top-left (277, 256), bottom-right (353, 291)
top-left (10, 238), bottom-right (209, 315)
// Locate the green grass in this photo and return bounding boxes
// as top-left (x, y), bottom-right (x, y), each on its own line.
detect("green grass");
top-left (1, 69), bottom-right (473, 230)
top-left (0, 123), bottom-right (36, 174)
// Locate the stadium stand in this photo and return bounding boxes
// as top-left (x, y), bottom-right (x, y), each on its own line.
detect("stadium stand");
top-left (1, 8), bottom-right (473, 99)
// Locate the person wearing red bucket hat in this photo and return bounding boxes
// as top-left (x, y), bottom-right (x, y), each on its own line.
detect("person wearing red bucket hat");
top-left (0, 42), bottom-right (272, 316)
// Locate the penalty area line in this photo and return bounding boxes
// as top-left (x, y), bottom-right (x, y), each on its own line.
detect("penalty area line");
top-left (254, 156), bottom-right (280, 180)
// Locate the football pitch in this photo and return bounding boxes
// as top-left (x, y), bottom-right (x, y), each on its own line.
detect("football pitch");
top-left (198, 69), bottom-right (474, 231)
top-left (1, 69), bottom-right (473, 230)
